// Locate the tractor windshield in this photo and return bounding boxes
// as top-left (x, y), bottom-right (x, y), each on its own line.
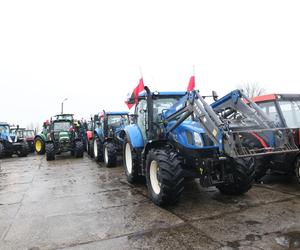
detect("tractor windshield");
top-left (0, 125), bottom-right (10, 134)
top-left (53, 121), bottom-right (72, 131)
top-left (24, 130), bottom-right (35, 137)
top-left (153, 97), bottom-right (190, 122)
top-left (257, 101), bottom-right (283, 127)
top-left (279, 100), bottom-right (300, 128)
top-left (108, 115), bottom-right (129, 127)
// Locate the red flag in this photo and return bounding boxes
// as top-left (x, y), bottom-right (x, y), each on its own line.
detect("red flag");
top-left (125, 78), bottom-right (145, 109)
top-left (187, 76), bottom-right (195, 91)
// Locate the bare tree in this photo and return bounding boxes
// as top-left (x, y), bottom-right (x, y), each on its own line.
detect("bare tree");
top-left (238, 83), bottom-right (266, 98)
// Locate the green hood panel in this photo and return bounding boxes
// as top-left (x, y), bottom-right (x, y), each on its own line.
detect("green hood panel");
top-left (59, 132), bottom-right (70, 142)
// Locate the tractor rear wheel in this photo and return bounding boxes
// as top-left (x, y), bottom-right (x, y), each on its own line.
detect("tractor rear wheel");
top-left (34, 138), bottom-right (45, 155)
top-left (295, 157), bottom-right (300, 184)
top-left (146, 148), bottom-right (184, 206)
top-left (93, 137), bottom-right (103, 162)
top-left (103, 142), bottom-right (117, 167)
top-left (217, 159), bottom-right (255, 195)
top-left (74, 141), bottom-right (84, 158)
top-left (0, 142), bottom-right (5, 159)
top-left (46, 143), bottom-right (55, 161)
top-left (17, 142), bottom-right (29, 157)
top-left (123, 139), bottom-right (140, 183)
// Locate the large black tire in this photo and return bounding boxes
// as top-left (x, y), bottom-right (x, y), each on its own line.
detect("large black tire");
top-left (241, 135), bottom-right (269, 182)
top-left (0, 142), bottom-right (5, 159)
top-left (74, 141), bottom-right (84, 158)
top-left (217, 159), bottom-right (255, 195)
top-left (17, 141), bottom-right (29, 157)
top-left (123, 139), bottom-right (140, 183)
top-left (295, 157), bottom-right (300, 184)
top-left (85, 138), bottom-right (89, 153)
top-left (93, 137), bottom-right (103, 162)
top-left (146, 148), bottom-right (184, 206)
top-left (103, 142), bottom-right (117, 167)
top-left (88, 139), bottom-right (94, 158)
top-left (46, 143), bottom-right (55, 161)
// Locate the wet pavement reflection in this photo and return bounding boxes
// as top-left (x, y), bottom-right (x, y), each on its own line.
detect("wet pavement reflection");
top-left (0, 154), bottom-right (299, 249)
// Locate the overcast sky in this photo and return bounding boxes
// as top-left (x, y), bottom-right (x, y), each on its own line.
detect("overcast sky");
top-left (1, 0), bottom-right (300, 128)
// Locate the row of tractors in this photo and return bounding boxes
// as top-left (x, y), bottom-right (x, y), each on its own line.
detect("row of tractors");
top-left (69, 88), bottom-right (300, 206)
top-left (5, 87), bottom-right (299, 207)
top-left (0, 124), bottom-right (35, 158)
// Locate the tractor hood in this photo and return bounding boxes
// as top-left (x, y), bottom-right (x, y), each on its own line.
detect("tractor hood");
top-left (58, 131), bottom-right (70, 143)
top-left (0, 132), bottom-right (18, 143)
top-left (167, 120), bottom-right (216, 149)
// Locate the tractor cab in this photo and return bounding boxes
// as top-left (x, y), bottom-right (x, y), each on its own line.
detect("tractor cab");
top-left (252, 94), bottom-right (300, 129)
top-left (130, 90), bottom-right (187, 141)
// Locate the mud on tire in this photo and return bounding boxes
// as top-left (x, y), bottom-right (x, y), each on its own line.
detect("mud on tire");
top-left (146, 148), bottom-right (184, 206)
top-left (103, 142), bottom-right (117, 167)
top-left (123, 138), bottom-right (140, 183)
top-left (17, 141), bottom-right (29, 157)
top-left (46, 143), bottom-right (55, 161)
top-left (295, 157), bottom-right (300, 184)
top-left (74, 140), bottom-right (84, 158)
top-left (0, 142), bottom-right (5, 159)
top-left (93, 137), bottom-right (103, 162)
top-left (217, 159), bottom-right (255, 195)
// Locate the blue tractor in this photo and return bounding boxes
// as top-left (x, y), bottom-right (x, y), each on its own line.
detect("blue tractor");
top-left (0, 122), bottom-right (29, 158)
top-left (121, 87), bottom-right (298, 206)
top-left (92, 111), bottom-right (130, 167)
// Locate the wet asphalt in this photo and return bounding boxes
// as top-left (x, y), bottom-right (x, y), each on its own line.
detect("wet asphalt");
top-left (0, 154), bottom-right (299, 250)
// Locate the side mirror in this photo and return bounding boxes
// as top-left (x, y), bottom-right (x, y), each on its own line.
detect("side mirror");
top-left (212, 91), bottom-right (218, 101)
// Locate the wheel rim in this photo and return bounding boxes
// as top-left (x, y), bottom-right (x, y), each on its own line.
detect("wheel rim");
top-left (150, 160), bottom-right (161, 195)
top-left (104, 146), bottom-right (108, 164)
top-left (93, 140), bottom-right (98, 157)
top-left (35, 140), bottom-right (42, 152)
top-left (125, 143), bottom-right (132, 174)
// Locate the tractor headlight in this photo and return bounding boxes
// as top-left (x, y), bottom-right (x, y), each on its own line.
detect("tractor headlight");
top-left (193, 132), bottom-right (204, 147)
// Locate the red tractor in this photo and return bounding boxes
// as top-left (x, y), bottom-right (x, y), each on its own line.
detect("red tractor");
top-left (252, 93), bottom-right (300, 182)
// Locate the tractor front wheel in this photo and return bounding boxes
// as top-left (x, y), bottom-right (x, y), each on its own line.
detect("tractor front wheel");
top-left (146, 148), bottom-right (184, 206)
top-left (46, 143), bottom-right (55, 161)
top-left (17, 142), bottom-right (29, 157)
top-left (295, 157), bottom-right (300, 184)
top-left (34, 138), bottom-right (45, 155)
top-left (0, 142), bottom-right (5, 159)
top-left (74, 141), bottom-right (84, 158)
top-left (123, 139), bottom-right (140, 183)
top-left (93, 138), bottom-right (103, 162)
top-left (103, 142), bottom-right (117, 167)
top-left (217, 159), bottom-right (255, 195)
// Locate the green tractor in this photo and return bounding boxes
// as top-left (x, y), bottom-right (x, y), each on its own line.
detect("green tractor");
top-left (34, 120), bottom-right (50, 155)
top-left (45, 114), bottom-right (84, 161)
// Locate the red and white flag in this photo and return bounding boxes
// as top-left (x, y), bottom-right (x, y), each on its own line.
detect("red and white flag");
top-left (125, 78), bottom-right (145, 109)
top-left (187, 75), bottom-right (195, 92)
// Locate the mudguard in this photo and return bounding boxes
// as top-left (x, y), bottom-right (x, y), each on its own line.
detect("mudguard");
top-left (94, 127), bottom-right (104, 142)
top-left (86, 131), bottom-right (93, 141)
top-left (123, 124), bottom-right (144, 149)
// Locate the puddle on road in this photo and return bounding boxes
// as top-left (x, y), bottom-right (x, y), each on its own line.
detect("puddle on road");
top-left (275, 231), bottom-right (300, 249)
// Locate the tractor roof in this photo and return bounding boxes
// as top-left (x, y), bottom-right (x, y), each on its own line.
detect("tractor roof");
top-left (52, 114), bottom-right (74, 121)
top-left (106, 111), bottom-right (128, 116)
top-left (139, 91), bottom-right (187, 97)
top-left (0, 122), bottom-right (9, 126)
top-left (252, 93), bottom-right (300, 103)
